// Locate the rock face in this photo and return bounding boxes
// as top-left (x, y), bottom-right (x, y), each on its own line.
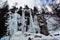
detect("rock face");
top-left (37, 14), bottom-right (49, 36)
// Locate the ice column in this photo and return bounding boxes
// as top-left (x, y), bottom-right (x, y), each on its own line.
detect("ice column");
top-left (8, 11), bottom-right (18, 35)
top-left (28, 9), bottom-right (35, 33)
top-left (13, 11), bottom-right (18, 34)
top-left (21, 9), bottom-right (25, 33)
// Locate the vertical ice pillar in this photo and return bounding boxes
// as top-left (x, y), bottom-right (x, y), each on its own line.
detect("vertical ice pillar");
top-left (21, 9), bottom-right (25, 33)
top-left (13, 11), bottom-right (18, 34)
top-left (8, 11), bottom-right (18, 35)
top-left (8, 13), bottom-right (14, 35)
top-left (28, 9), bottom-right (35, 33)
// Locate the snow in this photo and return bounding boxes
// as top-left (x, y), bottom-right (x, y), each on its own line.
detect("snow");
top-left (0, 0), bottom-right (7, 8)
top-left (8, 0), bottom-right (34, 9)
top-left (46, 5), bottom-right (53, 12)
top-left (10, 31), bottom-right (28, 40)
top-left (10, 32), bottom-right (60, 40)
top-left (0, 36), bottom-right (9, 40)
top-left (56, 0), bottom-right (60, 4)
top-left (1, 32), bottom-right (60, 40)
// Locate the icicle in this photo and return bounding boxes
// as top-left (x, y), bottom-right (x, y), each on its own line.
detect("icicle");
top-left (21, 9), bottom-right (25, 33)
top-left (28, 9), bottom-right (35, 33)
top-left (8, 10), bottom-right (18, 35)
top-left (8, 12), bottom-right (14, 35)
top-left (13, 11), bottom-right (18, 34)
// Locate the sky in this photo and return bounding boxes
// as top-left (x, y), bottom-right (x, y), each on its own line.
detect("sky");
top-left (8, 0), bottom-right (53, 9)
top-left (0, 0), bottom-right (53, 9)
top-left (8, 0), bottom-right (34, 9)
top-left (40, 0), bottom-right (52, 5)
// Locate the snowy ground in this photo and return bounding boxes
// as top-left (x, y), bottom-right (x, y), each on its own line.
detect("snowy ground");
top-left (1, 31), bottom-right (60, 40)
